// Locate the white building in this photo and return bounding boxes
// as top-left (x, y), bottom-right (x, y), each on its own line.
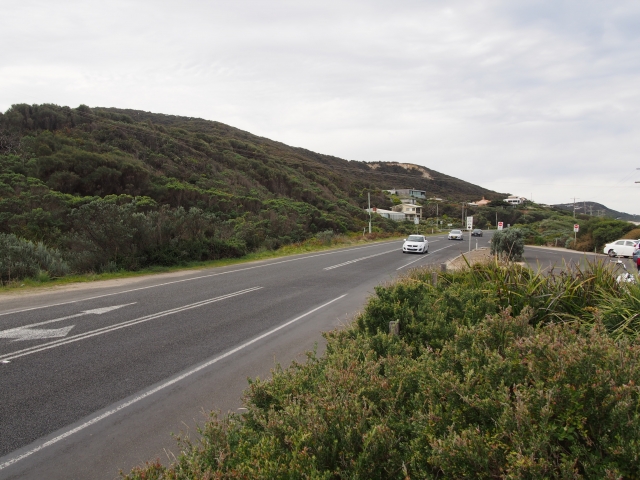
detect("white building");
top-left (504, 195), bottom-right (527, 205)
top-left (365, 208), bottom-right (406, 222)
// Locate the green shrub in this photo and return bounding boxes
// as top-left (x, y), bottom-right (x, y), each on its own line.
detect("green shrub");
top-left (315, 229), bottom-right (335, 246)
top-left (408, 310), bottom-right (640, 478)
top-left (0, 233), bottom-right (69, 282)
top-left (490, 228), bottom-right (525, 260)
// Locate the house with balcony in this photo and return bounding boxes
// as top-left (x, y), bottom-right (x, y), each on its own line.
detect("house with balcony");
top-left (504, 195), bottom-right (527, 205)
top-left (392, 203), bottom-right (422, 220)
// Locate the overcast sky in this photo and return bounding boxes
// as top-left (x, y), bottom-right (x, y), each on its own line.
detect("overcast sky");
top-left (2, 0), bottom-right (640, 214)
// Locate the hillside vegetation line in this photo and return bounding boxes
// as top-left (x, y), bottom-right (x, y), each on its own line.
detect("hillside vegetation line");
top-left (125, 260), bottom-right (640, 479)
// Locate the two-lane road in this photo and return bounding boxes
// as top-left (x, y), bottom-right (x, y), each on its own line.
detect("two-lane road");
top-left (0, 233), bottom-right (601, 479)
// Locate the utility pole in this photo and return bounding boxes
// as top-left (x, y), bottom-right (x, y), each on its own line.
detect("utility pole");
top-left (572, 197), bottom-right (579, 218)
top-left (368, 192), bottom-right (372, 234)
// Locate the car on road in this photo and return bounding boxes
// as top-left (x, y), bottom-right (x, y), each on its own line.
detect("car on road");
top-left (471, 229), bottom-right (483, 237)
top-left (402, 235), bottom-right (429, 254)
top-left (448, 229), bottom-right (463, 240)
top-left (603, 239), bottom-right (639, 257)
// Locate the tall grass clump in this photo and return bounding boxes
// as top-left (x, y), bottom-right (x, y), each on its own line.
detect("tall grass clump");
top-left (357, 259), bottom-right (640, 344)
top-left (0, 233), bottom-right (69, 283)
top-left (124, 260), bottom-right (640, 479)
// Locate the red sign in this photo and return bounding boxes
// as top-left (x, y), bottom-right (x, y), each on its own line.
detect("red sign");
top-left (574, 224), bottom-right (579, 233)
top-left (498, 221), bottom-right (504, 230)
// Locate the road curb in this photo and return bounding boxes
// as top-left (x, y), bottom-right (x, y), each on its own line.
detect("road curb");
top-left (445, 247), bottom-right (490, 269)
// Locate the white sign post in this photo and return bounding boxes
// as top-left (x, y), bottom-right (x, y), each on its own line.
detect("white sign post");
top-left (467, 216), bottom-right (473, 251)
top-left (574, 224), bottom-right (579, 245)
top-left (498, 221), bottom-right (504, 231)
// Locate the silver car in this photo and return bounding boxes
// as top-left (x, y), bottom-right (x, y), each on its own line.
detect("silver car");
top-left (448, 229), bottom-right (463, 240)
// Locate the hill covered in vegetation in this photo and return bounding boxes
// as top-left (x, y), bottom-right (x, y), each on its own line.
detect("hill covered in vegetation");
top-left (0, 103), bottom-right (502, 278)
top-left (551, 201), bottom-right (640, 222)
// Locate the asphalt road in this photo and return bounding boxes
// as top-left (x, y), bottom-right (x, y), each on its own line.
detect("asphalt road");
top-left (0, 233), bottom-right (612, 479)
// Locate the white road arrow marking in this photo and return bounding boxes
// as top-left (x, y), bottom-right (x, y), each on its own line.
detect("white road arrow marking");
top-left (0, 325), bottom-right (75, 342)
top-left (16, 303), bottom-right (136, 330)
top-left (0, 287), bottom-right (261, 362)
top-left (0, 303), bottom-right (135, 342)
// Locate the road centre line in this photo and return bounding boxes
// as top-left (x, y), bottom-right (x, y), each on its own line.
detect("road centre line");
top-left (430, 244), bottom-right (456, 254)
top-left (323, 248), bottom-right (397, 270)
top-left (0, 293), bottom-right (347, 472)
top-left (395, 244), bottom-right (456, 271)
top-left (0, 287), bottom-right (262, 362)
top-left (396, 256), bottom-right (426, 270)
top-left (0, 241), bottom-right (399, 317)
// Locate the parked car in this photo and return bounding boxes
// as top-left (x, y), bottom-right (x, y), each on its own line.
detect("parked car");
top-left (603, 239), bottom-right (640, 257)
top-left (402, 235), bottom-right (429, 254)
top-left (471, 229), bottom-right (483, 237)
top-left (448, 229), bottom-right (463, 240)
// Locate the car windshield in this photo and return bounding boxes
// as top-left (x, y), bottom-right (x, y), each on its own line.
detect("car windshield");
top-left (451, 230), bottom-right (462, 234)
top-left (407, 235), bottom-right (424, 242)
top-left (473, 229), bottom-right (481, 232)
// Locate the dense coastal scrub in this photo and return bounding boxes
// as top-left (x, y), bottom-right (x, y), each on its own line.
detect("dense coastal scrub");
top-left (124, 261), bottom-right (640, 479)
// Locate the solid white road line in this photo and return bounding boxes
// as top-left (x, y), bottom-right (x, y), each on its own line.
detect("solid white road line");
top-left (0, 287), bottom-right (262, 362)
top-left (396, 256), bottom-right (426, 270)
top-left (323, 248), bottom-right (398, 270)
top-left (0, 294), bottom-right (347, 472)
top-left (0, 242), bottom-right (399, 317)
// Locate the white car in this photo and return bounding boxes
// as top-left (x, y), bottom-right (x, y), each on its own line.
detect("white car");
top-left (402, 235), bottom-right (429, 254)
top-left (603, 239), bottom-right (639, 257)
top-left (448, 229), bottom-right (463, 240)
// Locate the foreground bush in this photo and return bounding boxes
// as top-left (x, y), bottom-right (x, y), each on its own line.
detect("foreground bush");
top-left (125, 311), bottom-right (640, 479)
top-left (124, 262), bottom-right (640, 479)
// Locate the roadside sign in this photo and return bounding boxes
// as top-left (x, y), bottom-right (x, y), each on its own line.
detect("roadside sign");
top-left (574, 224), bottom-right (579, 233)
top-left (498, 221), bottom-right (503, 230)
top-left (414, 217), bottom-right (419, 225)
top-left (466, 216), bottom-right (473, 230)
